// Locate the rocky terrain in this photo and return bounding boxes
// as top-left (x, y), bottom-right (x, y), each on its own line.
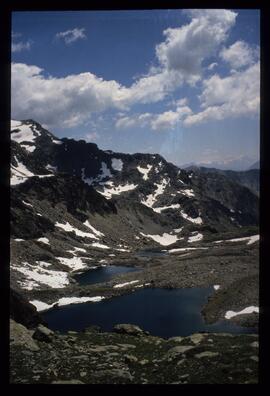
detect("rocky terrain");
top-left (10, 119), bottom-right (259, 384)
top-left (10, 320), bottom-right (258, 384)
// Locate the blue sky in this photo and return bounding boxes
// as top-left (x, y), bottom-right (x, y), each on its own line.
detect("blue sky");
top-left (11, 9), bottom-right (260, 169)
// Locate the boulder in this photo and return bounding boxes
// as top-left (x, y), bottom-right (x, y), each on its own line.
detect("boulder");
top-left (52, 380), bottom-right (85, 384)
top-left (10, 288), bottom-right (45, 329)
top-left (113, 324), bottom-right (149, 336)
top-left (195, 351), bottom-right (219, 359)
top-left (33, 324), bottom-right (54, 343)
top-left (165, 345), bottom-right (194, 360)
top-left (10, 319), bottom-right (40, 352)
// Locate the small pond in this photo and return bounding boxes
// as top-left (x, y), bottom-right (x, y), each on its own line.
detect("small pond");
top-left (43, 287), bottom-right (256, 338)
top-left (74, 265), bottom-right (140, 286)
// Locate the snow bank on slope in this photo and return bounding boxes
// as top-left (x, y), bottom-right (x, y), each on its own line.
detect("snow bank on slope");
top-left (37, 237), bottom-right (50, 245)
top-left (56, 256), bottom-right (88, 271)
top-left (214, 234), bottom-right (259, 245)
top-left (111, 158), bottom-right (123, 171)
top-left (180, 210), bottom-right (203, 224)
top-left (99, 182), bottom-right (138, 199)
top-left (188, 232), bottom-right (203, 243)
top-left (14, 261), bottom-right (69, 290)
top-left (55, 221), bottom-right (98, 239)
top-left (180, 189), bottom-right (195, 198)
top-left (30, 300), bottom-right (57, 312)
top-left (83, 220), bottom-right (104, 237)
top-left (141, 178), bottom-right (168, 208)
top-left (137, 164), bottom-right (152, 180)
top-left (113, 280), bottom-right (139, 288)
top-left (153, 204), bottom-right (180, 213)
top-left (225, 306), bottom-right (259, 319)
top-left (57, 296), bottom-right (105, 306)
top-left (140, 232), bottom-right (179, 246)
top-left (30, 296), bottom-right (105, 311)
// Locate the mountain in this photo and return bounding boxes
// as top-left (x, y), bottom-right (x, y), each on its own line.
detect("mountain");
top-left (10, 119), bottom-right (259, 384)
top-left (248, 161), bottom-right (260, 170)
top-left (184, 165), bottom-right (259, 196)
top-left (181, 157), bottom-right (258, 172)
top-left (10, 119), bottom-right (259, 293)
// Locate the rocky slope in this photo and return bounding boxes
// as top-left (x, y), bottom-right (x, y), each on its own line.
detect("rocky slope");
top-left (10, 320), bottom-right (258, 384)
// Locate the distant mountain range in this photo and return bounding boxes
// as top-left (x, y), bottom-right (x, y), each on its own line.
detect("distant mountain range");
top-left (181, 158), bottom-right (259, 172)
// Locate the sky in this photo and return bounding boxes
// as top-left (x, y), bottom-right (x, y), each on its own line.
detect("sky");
top-left (11, 9), bottom-right (260, 170)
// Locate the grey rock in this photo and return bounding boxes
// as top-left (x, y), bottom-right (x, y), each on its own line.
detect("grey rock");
top-left (10, 319), bottom-right (40, 352)
top-left (187, 333), bottom-right (205, 345)
top-left (124, 355), bottom-right (138, 364)
top-left (33, 324), bottom-right (54, 343)
top-left (168, 336), bottom-right (183, 343)
top-left (94, 368), bottom-right (134, 381)
top-left (113, 323), bottom-right (149, 336)
top-left (165, 345), bottom-right (194, 359)
top-left (195, 351), bottom-right (219, 359)
top-left (139, 359), bottom-right (149, 365)
top-left (52, 380), bottom-right (85, 384)
top-left (250, 341), bottom-right (259, 348)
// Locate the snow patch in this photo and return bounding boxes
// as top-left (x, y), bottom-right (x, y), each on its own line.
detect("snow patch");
top-left (140, 232), bottom-right (180, 246)
top-left (30, 300), bottom-right (57, 312)
top-left (214, 234), bottom-right (259, 245)
top-left (141, 178), bottom-right (168, 208)
top-left (81, 167), bottom-right (94, 186)
top-left (67, 246), bottom-right (87, 254)
top-left (99, 182), bottom-right (138, 199)
top-left (15, 261), bottom-right (69, 289)
top-left (22, 200), bottom-right (33, 207)
top-left (180, 210), bottom-right (203, 224)
top-left (21, 144), bottom-right (36, 153)
top-left (46, 164), bottom-right (58, 173)
top-left (11, 157), bottom-right (54, 185)
top-left (137, 164), bottom-right (152, 180)
top-left (225, 306), bottom-right (259, 319)
top-left (11, 122), bottom-right (41, 144)
top-left (168, 247), bottom-right (208, 253)
top-left (188, 232), bottom-right (203, 243)
top-left (55, 221), bottom-right (98, 239)
top-left (153, 204), bottom-right (180, 213)
top-left (83, 220), bottom-right (104, 237)
top-left (57, 296), bottom-right (105, 306)
top-left (37, 237), bottom-right (50, 245)
top-left (180, 189), bottom-right (195, 198)
top-left (91, 242), bottom-right (110, 249)
top-left (111, 158), bottom-right (123, 171)
top-left (113, 280), bottom-right (139, 288)
top-left (56, 256), bottom-right (88, 271)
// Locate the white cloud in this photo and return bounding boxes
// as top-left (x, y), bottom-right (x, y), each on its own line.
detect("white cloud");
top-left (156, 9), bottom-right (237, 82)
top-left (12, 40), bottom-right (32, 53)
top-left (220, 40), bottom-right (257, 69)
top-left (184, 62), bottom-right (260, 126)
top-left (11, 63), bottom-right (126, 128)
top-left (55, 28), bottom-right (86, 44)
top-left (12, 10), bottom-right (259, 131)
top-left (84, 132), bottom-right (99, 141)
top-left (116, 106), bottom-right (192, 131)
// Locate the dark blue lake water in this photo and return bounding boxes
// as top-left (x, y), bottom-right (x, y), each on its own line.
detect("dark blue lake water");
top-left (74, 265), bottom-right (140, 286)
top-left (43, 287), bottom-right (256, 338)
